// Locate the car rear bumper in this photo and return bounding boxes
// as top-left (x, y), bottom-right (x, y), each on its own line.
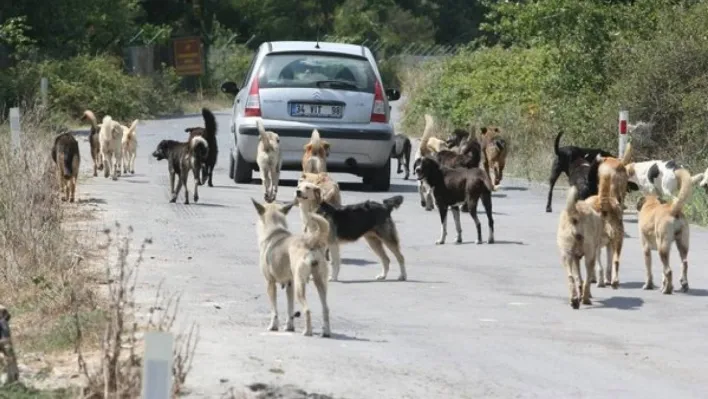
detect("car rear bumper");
top-left (236, 124), bottom-right (394, 173)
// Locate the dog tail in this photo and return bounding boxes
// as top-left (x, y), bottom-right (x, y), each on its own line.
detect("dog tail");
top-left (597, 164), bottom-right (614, 212)
top-left (690, 167), bottom-right (708, 185)
top-left (419, 114), bottom-right (435, 156)
top-left (671, 169), bottom-right (693, 217)
top-left (564, 186), bottom-right (580, 215)
top-left (620, 142), bottom-right (632, 166)
top-left (202, 107), bottom-right (217, 137)
top-left (190, 136), bottom-right (209, 161)
top-left (303, 213), bottom-right (330, 249)
top-left (382, 195), bottom-right (404, 211)
top-left (126, 119), bottom-right (138, 138)
top-left (82, 110), bottom-right (98, 129)
top-left (553, 131), bottom-right (563, 156)
top-left (256, 119), bottom-right (272, 151)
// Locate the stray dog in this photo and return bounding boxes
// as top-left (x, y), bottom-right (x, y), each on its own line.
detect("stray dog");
top-left (255, 119), bottom-right (282, 203)
top-left (414, 156), bottom-right (495, 245)
top-left (479, 126), bottom-right (508, 189)
top-left (151, 137), bottom-right (209, 204)
top-left (99, 116), bottom-right (124, 181)
top-left (567, 157), bottom-right (601, 201)
top-left (636, 168), bottom-right (693, 294)
top-left (80, 110), bottom-right (103, 177)
top-left (695, 167), bottom-right (708, 193)
top-left (595, 143), bottom-right (633, 207)
top-left (295, 172), bottom-right (343, 232)
top-left (627, 160), bottom-right (705, 199)
top-left (121, 119), bottom-right (139, 175)
top-left (252, 199), bottom-right (332, 337)
top-left (313, 196), bottom-right (407, 282)
top-left (545, 131), bottom-right (615, 212)
top-left (184, 108), bottom-right (218, 186)
top-left (414, 114), bottom-right (439, 211)
top-left (51, 132), bottom-right (80, 202)
top-left (584, 164), bottom-right (625, 289)
top-left (391, 133), bottom-right (412, 179)
top-left (430, 135), bottom-right (482, 170)
top-left (556, 186), bottom-right (605, 309)
top-left (302, 129), bottom-right (330, 173)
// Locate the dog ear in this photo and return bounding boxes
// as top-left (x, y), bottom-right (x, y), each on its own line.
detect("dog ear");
top-left (313, 186), bottom-right (322, 204)
top-left (322, 141), bottom-right (331, 157)
top-left (0, 306), bottom-right (10, 322)
top-left (251, 198), bottom-right (266, 215)
top-left (304, 143), bottom-right (312, 152)
top-left (281, 201), bottom-right (295, 215)
top-left (481, 127), bottom-right (488, 135)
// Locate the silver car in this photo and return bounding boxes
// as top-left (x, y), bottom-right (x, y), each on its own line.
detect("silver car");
top-left (220, 40), bottom-right (401, 191)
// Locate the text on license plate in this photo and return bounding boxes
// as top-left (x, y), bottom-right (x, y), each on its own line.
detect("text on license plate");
top-left (290, 103), bottom-right (343, 118)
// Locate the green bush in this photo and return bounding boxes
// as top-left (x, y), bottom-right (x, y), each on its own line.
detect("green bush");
top-left (208, 43), bottom-right (253, 91)
top-left (5, 55), bottom-right (183, 121)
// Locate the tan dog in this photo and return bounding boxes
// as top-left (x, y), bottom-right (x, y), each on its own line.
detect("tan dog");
top-left (80, 110), bottom-right (103, 177)
top-left (51, 132), bottom-right (81, 202)
top-left (636, 168), bottom-right (692, 294)
top-left (595, 143), bottom-right (633, 207)
top-left (252, 199), bottom-right (332, 337)
top-left (557, 186), bottom-right (606, 309)
top-left (302, 129), bottom-right (330, 173)
top-left (256, 119), bottom-right (282, 203)
top-left (295, 172), bottom-right (342, 232)
top-left (585, 164), bottom-right (625, 289)
top-left (98, 115), bottom-right (124, 180)
top-left (121, 119), bottom-right (139, 175)
top-left (479, 126), bottom-right (508, 190)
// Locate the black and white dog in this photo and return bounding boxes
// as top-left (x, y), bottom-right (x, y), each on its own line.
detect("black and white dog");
top-left (391, 133), bottom-right (412, 180)
top-left (626, 160), bottom-right (707, 199)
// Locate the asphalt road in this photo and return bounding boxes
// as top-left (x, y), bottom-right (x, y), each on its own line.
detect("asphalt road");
top-left (76, 99), bottom-right (708, 399)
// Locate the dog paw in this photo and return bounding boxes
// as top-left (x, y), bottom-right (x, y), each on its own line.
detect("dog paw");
top-left (487, 237), bottom-right (495, 244)
top-left (193, 195), bottom-right (199, 203)
top-left (267, 324), bottom-right (278, 332)
top-left (61, 197), bottom-right (67, 202)
top-left (570, 298), bottom-right (580, 309)
top-left (455, 237), bottom-right (463, 244)
top-left (435, 240), bottom-right (445, 245)
top-left (582, 297), bottom-right (592, 306)
top-left (285, 323), bottom-right (295, 332)
top-left (642, 281), bottom-right (655, 290)
top-left (302, 329), bottom-right (313, 337)
top-left (545, 206), bottom-right (552, 213)
top-left (169, 197), bottom-right (177, 203)
top-left (375, 274), bottom-right (386, 281)
top-left (184, 200), bottom-right (190, 205)
top-left (328, 276), bottom-right (338, 282)
top-left (397, 274), bottom-right (407, 281)
top-left (596, 280), bottom-right (606, 288)
top-left (69, 198), bottom-right (75, 203)
top-left (611, 280), bottom-right (620, 289)
top-left (474, 240), bottom-right (482, 245)
top-left (321, 330), bottom-right (331, 338)
top-left (680, 280), bottom-right (689, 292)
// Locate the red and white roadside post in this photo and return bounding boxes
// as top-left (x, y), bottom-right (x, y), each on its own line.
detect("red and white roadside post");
top-left (618, 110), bottom-right (629, 157)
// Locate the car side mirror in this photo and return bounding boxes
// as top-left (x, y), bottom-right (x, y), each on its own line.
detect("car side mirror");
top-left (385, 88), bottom-right (401, 102)
top-left (221, 81), bottom-right (240, 96)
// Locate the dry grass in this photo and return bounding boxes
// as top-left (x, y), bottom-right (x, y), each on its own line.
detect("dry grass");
top-left (74, 224), bottom-right (199, 398)
top-left (0, 105), bottom-right (100, 355)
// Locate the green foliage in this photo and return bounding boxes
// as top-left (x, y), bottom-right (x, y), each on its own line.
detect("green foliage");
top-left (7, 56), bottom-right (183, 120)
top-left (207, 21), bottom-right (254, 91)
top-left (0, 16), bottom-right (37, 60)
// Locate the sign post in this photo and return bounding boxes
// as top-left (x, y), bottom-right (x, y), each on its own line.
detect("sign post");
top-left (618, 110), bottom-right (629, 157)
top-left (9, 108), bottom-right (21, 152)
top-left (142, 331), bottom-right (174, 399)
top-left (172, 37), bottom-right (204, 76)
top-left (40, 77), bottom-right (48, 110)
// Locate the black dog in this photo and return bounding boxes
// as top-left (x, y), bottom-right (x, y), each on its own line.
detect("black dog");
top-left (414, 156), bottom-right (494, 245)
top-left (151, 137), bottom-right (209, 204)
top-left (567, 157), bottom-right (602, 201)
top-left (546, 131), bottom-right (615, 213)
top-left (391, 134), bottom-right (412, 179)
top-left (184, 107), bottom-right (218, 187)
top-left (315, 195), bottom-right (407, 281)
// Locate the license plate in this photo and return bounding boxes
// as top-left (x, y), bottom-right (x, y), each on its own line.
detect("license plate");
top-left (290, 103), bottom-right (343, 118)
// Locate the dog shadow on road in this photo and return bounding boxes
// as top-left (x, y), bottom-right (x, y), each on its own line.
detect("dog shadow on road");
top-left (455, 240), bottom-right (526, 246)
top-left (621, 281), bottom-right (708, 297)
top-left (592, 296), bottom-right (644, 310)
top-left (327, 332), bottom-right (388, 343)
top-left (250, 178), bottom-right (420, 194)
top-left (498, 186), bottom-right (529, 192)
top-left (341, 257), bottom-right (376, 266)
top-left (337, 279), bottom-right (447, 284)
top-left (77, 197), bottom-right (106, 204)
top-left (194, 202), bottom-right (229, 208)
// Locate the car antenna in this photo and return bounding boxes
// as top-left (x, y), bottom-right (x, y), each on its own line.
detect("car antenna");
top-left (315, 26), bottom-right (321, 49)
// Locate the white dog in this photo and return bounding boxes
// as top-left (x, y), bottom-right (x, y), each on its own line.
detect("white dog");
top-left (121, 119), bottom-right (139, 175)
top-left (99, 116), bottom-right (124, 180)
top-left (255, 119), bottom-right (282, 203)
top-left (626, 160), bottom-right (705, 200)
top-left (252, 198), bottom-right (332, 337)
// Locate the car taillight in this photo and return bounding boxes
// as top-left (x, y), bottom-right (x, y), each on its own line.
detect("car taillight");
top-left (370, 80), bottom-right (387, 123)
top-left (244, 76), bottom-right (261, 117)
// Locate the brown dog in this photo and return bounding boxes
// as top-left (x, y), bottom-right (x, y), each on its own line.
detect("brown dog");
top-left (80, 110), bottom-right (103, 177)
top-left (294, 172), bottom-right (343, 232)
top-left (595, 143), bottom-right (633, 207)
top-left (479, 126), bottom-right (508, 189)
top-left (302, 129), bottom-right (330, 173)
top-left (636, 168), bottom-right (692, 294)
top-left (556, 185), bottom-right (606, 309)
top-left (51, 132), bottom-right (81, 202)
top-left (584, 163), bottom-right (625, 289)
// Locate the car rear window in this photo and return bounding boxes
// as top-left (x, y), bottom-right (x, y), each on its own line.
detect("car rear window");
top-left (257, 52), bottom-right (376, 93)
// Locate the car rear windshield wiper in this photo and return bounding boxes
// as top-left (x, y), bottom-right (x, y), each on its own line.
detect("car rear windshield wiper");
top-left (315, 80), bottom-right (359, 90)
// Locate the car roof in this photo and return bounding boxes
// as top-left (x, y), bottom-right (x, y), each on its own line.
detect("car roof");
top-left (261, 41), bottom-right (371, 58)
